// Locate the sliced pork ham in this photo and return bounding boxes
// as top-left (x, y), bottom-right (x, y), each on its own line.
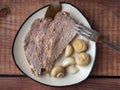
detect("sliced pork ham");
top-left (24, 19), bottom-right (52, 75)
top-left (44, 12), bottom-right (77, 73)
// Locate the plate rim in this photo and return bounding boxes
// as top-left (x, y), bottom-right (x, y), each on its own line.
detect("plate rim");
top-left (12, 2), bottom-right (96, 87)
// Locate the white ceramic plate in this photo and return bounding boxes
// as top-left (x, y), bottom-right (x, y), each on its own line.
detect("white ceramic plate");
top-left (12, 2), bottom-right (96, 87)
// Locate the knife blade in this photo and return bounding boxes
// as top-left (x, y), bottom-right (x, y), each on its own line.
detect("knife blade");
top-left (44, 2), bottom-right (62, 19)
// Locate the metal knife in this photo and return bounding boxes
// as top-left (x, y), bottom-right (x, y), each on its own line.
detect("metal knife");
top-left (44, 2), bottom-right (62, 19)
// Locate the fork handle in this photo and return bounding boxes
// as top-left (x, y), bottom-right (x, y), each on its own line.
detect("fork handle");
top-left (100, 38), bottom-right (120, 52)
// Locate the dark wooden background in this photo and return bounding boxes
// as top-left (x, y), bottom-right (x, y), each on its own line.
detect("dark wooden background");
top-left (0, 0), bottom-right (120, 89)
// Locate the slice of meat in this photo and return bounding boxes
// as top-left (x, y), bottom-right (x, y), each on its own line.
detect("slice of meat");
top-left (24, 18), bottom-right (52, 75)
top-left (44, 11), bottom-right (77, 73)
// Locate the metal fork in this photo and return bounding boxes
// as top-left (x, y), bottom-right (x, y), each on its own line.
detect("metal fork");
top-left (74, 24), bottom-right (120, 52)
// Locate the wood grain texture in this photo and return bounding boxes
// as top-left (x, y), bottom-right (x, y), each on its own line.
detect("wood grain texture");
top-left (0, 77), bottom-right (120, 90)
top-left (0, 0), bottom-right (120, 76)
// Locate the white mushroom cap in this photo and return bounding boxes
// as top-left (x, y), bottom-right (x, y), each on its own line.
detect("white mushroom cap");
top-left (51, 66), bottom-right (65, 78)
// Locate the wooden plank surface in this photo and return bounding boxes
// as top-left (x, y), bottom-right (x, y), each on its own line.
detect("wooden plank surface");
top-left (0, 0), bottom-right (120, 76)
top-left (0, 77), bottom-right (120, 90)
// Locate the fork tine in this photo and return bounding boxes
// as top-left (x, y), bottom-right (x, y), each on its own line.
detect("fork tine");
top-left (74, 24), bottom-right (99, 42)
top-left (74, 26), bottom-right (91, 39)
top-left (75, 24), bottom-right (92, 35)
top-left (77, 24), bottom-right (98, 34)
